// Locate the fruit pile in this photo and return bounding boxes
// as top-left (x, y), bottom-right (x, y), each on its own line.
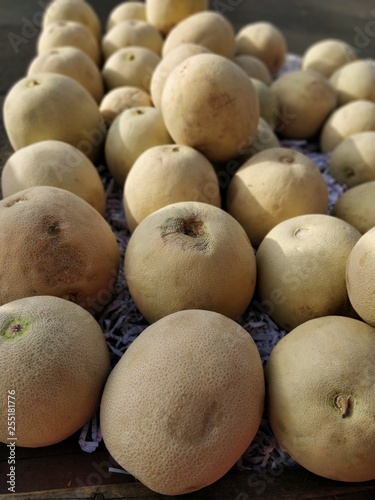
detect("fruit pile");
top-left (1, 0), bottom-right (375, 495)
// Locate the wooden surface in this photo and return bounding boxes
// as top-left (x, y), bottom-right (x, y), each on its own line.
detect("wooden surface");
top-left (1, 1), bottom-right (375, 498)
top-left (1, 432), bottom-right (375, 499)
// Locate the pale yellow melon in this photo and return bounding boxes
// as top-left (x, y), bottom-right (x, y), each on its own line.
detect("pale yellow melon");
top-left (150, 43), bottom-right (210, 109)
top-left (102, 46), bottom-right (160, 92)
top-left (146, 0), bottom-right (209, 36)
top-left (123, 144), bottom-right (221, 232)
top-left (102, 20), bottom-right (163, 60)
top-left (106, 1), bottom-right (146, 32)
top-left (162, 11), bottom-right (236, 59)
top-left (271, 70), bottom-right (337, 139)
top-left (1, 141), bottom-right (106, 215)
top-left (227, 148), bottom-right (329, 248)
top-left (302, 39), bottom-right (358, 78)
top-left (42, 0), bottom-right (102, 42)
top-left (27, 46), bottom-right (104, 103)
top-left (320, 100), bottom-right (375, 153)
top-left (332, 181), bottom-right (375, 234)
top-left (161, 53), bottom-right (259, 162)
top-left (37, 21), bottom-right (101, 66)
top-left (99, 86), bottom-right (152, 127)
top-left (3, 73), bottom-right (106, 162)
top-left (105, 107), bottom-right (173, 186)
top-left (346, 227), bottom-right (375, 326)
top-left (236, 22), bottom-right (287, 75)
top-left (256, 214), bottom-right (361, 331)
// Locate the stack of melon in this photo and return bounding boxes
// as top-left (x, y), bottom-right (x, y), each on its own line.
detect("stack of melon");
top-left (1, 0), bottom-right (375, 495)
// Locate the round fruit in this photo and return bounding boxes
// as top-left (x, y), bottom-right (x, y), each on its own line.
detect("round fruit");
top-left (161, 53), bottom-right (259, 163)
top-left (106, 1), bottom-right (146, 32)
top-left (101, 20), bottom-right (163, 60)
top-left (271, 70), bottom-right (337, 139)
top-left (320, 100), bottom-right (375, 153)
top-left (234, 55), bottom-right (272, 85)
top-left (250, 78), bottom-right (278, 129)
top-left (123, 144), bottom-right (221, 232)
top-left (42, 0), bottom-right (102, 42)
top-left (124, 201), bottom-right (257, 323)
top-left (37, 20), bottom-right (101, 66)
top-left (301, 38), bottom-right (358, 78)
top-left (102, 46), bottom-right (160, 92)
top-left (105, 107), bottom-right (173, 186)
top-left (242, 117), bottom-right (280, 158)
top-left (329, 131), bottom-right (375, 188)
top-left (0, 295), bottom-right (110, 447)
top-left (162, 11), bottom-right (236, 59)
top-left (346, 227), bottom-right (375, 326)
top-left (226, 148), bottom-right (329, 248)
top-left (146, 0), bottom-right (209, 36)
top-left (0, 186), bottom-right (120, 312)
top-left (100, 309), bottom-right (265, 495)
top-left (27, 46), bottom-right (104, 103)
top-left (1, 141), bottom-right (106, 215)
top-left (3, 73), bottom-right (106, 162)
top-left (150, 43), bottom-right (210, 108)
top-left (332, 181), bottom-right (375, 234)
top-left (330, 60), bottom-right (375, 106)
top-left (235, 22), bottom-right (287, 76)
top-left (99, 86), bottom-right (152, 127)
top-left (256, 214), bottom-right (361, 331)
top-left (266, 315), bottom-right (375, 482)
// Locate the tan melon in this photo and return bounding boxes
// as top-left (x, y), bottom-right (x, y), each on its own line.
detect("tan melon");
top-left (100, 309), bottom-right (265, 495)
top-left (266, 315), bottom-right (375, 482)
top-left (0, 186), bottom-right (120, 312)
top-left (124, 201), bottom-right (257, 323)
top-left (0, 295), bottom-right (110, 447)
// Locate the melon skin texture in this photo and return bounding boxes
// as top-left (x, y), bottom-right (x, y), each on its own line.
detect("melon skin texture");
top-left (124, 201), bottom-right (257, 323)
top-left (0, 295), bottom-right (110, 448)
top-left (1, 140), bottom-right (106, 216)
top-left (100, 309), bottom-right (265, 495)
top-left (0, 186), bottom-right (120, 313)
top-left (27, 46), bottom-right (105, 103)
top-left (3, 73), bottom-right (106, 162)
top-left (161, 53), bottom-right (259, 163)
top-left (266, 315), bottom-right (375, 482)
top-left (42, 0), bottom-right (102, 42)
top-left (146, 0), bottom-right (209, 36)
top-left (162, 11), bottom-right (236, 59)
